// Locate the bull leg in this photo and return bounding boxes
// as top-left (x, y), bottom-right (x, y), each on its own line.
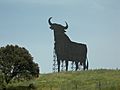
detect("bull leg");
top-left (83, 58), bottom-right (89, 70)
top-left (65, 61), bottom-right (68, 71)
top-left (75, 62), bottom-right (78, 71)
top-left (57, 60), bottom-right (60, 72)
top-left (86, 59), bottom-right (89, 70)
top-left (83, 61), bottom-right (86, 70)
top-left (61, 60), bottom-right (64, 71)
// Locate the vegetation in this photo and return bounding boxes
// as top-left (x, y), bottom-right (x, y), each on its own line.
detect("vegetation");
top-left (0, 45), bottom-right (39, 86)
top-left (0, 45), bottom-right (119, 90)
top-left (5, 69), bottom-right (120, 90)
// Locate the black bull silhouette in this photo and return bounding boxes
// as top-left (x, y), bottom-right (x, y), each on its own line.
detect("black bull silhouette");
top-left (48, 17), bottom-right (88, 72)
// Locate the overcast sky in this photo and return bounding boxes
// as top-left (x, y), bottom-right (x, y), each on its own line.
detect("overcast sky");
top-left (0, 0), bottom-right (120, 73)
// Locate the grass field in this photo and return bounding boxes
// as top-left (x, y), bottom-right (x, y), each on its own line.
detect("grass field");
top-left (5, 69), bottom-right (120, 90)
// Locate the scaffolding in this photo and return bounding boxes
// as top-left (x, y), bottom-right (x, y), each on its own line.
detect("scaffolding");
top-left (52, 50), bottom-right (58, 72)
top-left (53, 49), bottom-right (82, 72)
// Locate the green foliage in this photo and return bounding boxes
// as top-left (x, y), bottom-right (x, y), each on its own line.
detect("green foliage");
top-left (0, 45), bottom-right (39, 84)
top-left (0, 71), bottom-right (6, 90)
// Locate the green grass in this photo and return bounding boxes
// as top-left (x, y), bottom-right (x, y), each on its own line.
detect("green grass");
top-left (6, 69), bottom-right (120, 90)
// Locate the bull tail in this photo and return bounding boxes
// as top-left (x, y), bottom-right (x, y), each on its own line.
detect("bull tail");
top-left (86, 58), bottom-right (89, 70)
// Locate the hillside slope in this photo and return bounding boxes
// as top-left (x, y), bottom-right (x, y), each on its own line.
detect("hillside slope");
top-left (8, 69), bottom-right (120, 90)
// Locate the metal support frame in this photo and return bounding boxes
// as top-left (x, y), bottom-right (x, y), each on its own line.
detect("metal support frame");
top-left (71, 61), bottom-right (76, 71)
top-left (71, 61), bottom-right (83, 71)
top-left (53, 49), bottom-right (83, 72)
top-left (61, 60), bottom-right (66, 71)
top-left (78, 62), bottom-right (82, 70)
top-left (53, 50), bottom-right (58, 72)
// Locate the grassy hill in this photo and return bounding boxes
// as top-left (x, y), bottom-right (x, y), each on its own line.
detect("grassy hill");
top-left (6, 69), bottom-right (120, 90)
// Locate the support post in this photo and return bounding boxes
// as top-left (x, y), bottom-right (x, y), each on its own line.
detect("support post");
top-left (53, 50), bottom-right (58, 72)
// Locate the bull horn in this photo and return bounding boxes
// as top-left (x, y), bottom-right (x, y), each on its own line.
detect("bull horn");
top-left (48, 17), bottom-right (53, 25)
top-left (64, 21), bottom-right (68, 29)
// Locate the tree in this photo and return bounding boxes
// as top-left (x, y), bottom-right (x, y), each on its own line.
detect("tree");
top-left (0, 70), bottom-right (5, 89)
top-left (0, 45), bottom-right (39, 84)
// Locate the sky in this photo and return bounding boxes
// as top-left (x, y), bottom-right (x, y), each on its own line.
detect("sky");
top-left (0, 0), bottom-right (120, 73)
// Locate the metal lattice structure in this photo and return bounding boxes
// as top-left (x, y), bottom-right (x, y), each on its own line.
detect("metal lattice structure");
top-left (53, 49), bottom-right (66, 72)
top-left (53, 50), bottom-right (58, 72)
top-left (71, 61), bottom-right (76, 71)
top-left (53, 50), bottom-right (82, 72)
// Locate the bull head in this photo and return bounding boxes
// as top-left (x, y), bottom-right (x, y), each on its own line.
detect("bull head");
top-left (48, 17), bottom-right (68, 31)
